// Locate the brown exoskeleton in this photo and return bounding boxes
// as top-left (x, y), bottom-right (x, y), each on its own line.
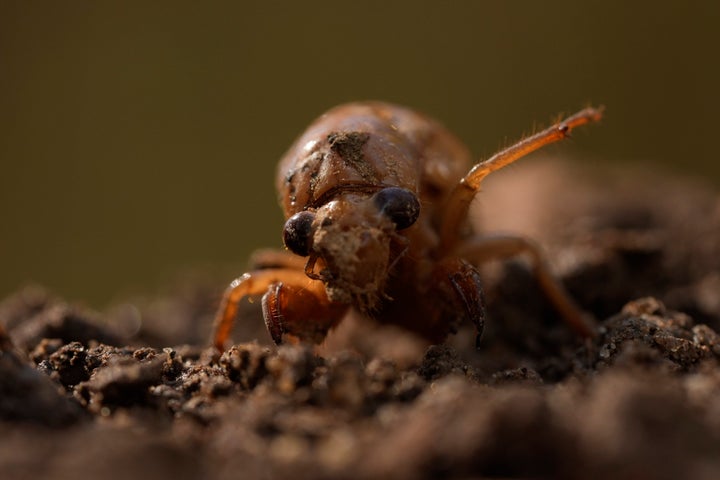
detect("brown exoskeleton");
top-left (212, 102), bottom-right (602, 350)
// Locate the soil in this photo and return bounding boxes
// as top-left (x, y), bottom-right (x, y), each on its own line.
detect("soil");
top-left (2, 160), bottom-right (720, 480)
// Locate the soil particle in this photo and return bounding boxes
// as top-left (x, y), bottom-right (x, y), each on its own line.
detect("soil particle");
top-left (595, 297), bottom-right (719, 370)
top-left (0, 330), bottom-right (84, 426)
top-left (77, 355), bottom-right (166, 413)
top-left (40, 341), bottom-right (90, 388)
top-left (417, 344), bottom-right (479, 381)
top-left (220, 342), bottom-right (272, 390)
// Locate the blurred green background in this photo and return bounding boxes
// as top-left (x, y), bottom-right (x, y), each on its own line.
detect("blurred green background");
top-left (1, 1), bottom-right (719, 308)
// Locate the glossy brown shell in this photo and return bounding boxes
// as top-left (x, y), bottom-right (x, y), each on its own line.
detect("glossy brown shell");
top-left (276, 102), bottom-right (473, 220)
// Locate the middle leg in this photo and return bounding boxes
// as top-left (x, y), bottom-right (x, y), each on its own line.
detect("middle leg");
top-left (456, 235), bottom-right (597, 338)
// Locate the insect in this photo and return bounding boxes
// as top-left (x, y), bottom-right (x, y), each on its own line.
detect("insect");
top-left (212, 102), bottom-right (602, 350)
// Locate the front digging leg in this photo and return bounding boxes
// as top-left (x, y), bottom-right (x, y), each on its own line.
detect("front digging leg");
top-left (262, 281), bottom-right (348, 345)
top-left (212, 267), bottom-right (346, 350)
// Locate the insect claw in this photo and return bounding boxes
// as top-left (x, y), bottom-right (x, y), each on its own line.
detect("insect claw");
top-left (304, 254), bottom-right (322, 280)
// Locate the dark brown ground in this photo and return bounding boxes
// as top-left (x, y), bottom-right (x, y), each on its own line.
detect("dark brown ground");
top-left (2, 160), bottom-right (720, 480)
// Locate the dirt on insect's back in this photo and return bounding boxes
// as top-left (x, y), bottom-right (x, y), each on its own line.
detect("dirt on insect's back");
top-left (2, 159), bottom-right (720, 480)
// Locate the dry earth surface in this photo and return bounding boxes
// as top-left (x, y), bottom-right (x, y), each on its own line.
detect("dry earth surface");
top-left (2, 160), bottom-right (720, 480)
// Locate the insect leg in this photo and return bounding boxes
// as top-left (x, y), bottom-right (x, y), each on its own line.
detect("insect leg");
top-left (212, 267), bottom-right (328, 350)
top-left (456, 235), bottom-right (596, 338)
top-left (439, 107), bottom-right (603, 251)
top-left (430, 258), bottom-right (486, 346)
top-left (262, 281), bottom-right (347, 345)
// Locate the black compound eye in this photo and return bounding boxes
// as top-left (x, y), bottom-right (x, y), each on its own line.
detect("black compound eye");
top-left (283, 211), bottom-right (315, 256)
top-left (373, 187), bottom-right (420, 230)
